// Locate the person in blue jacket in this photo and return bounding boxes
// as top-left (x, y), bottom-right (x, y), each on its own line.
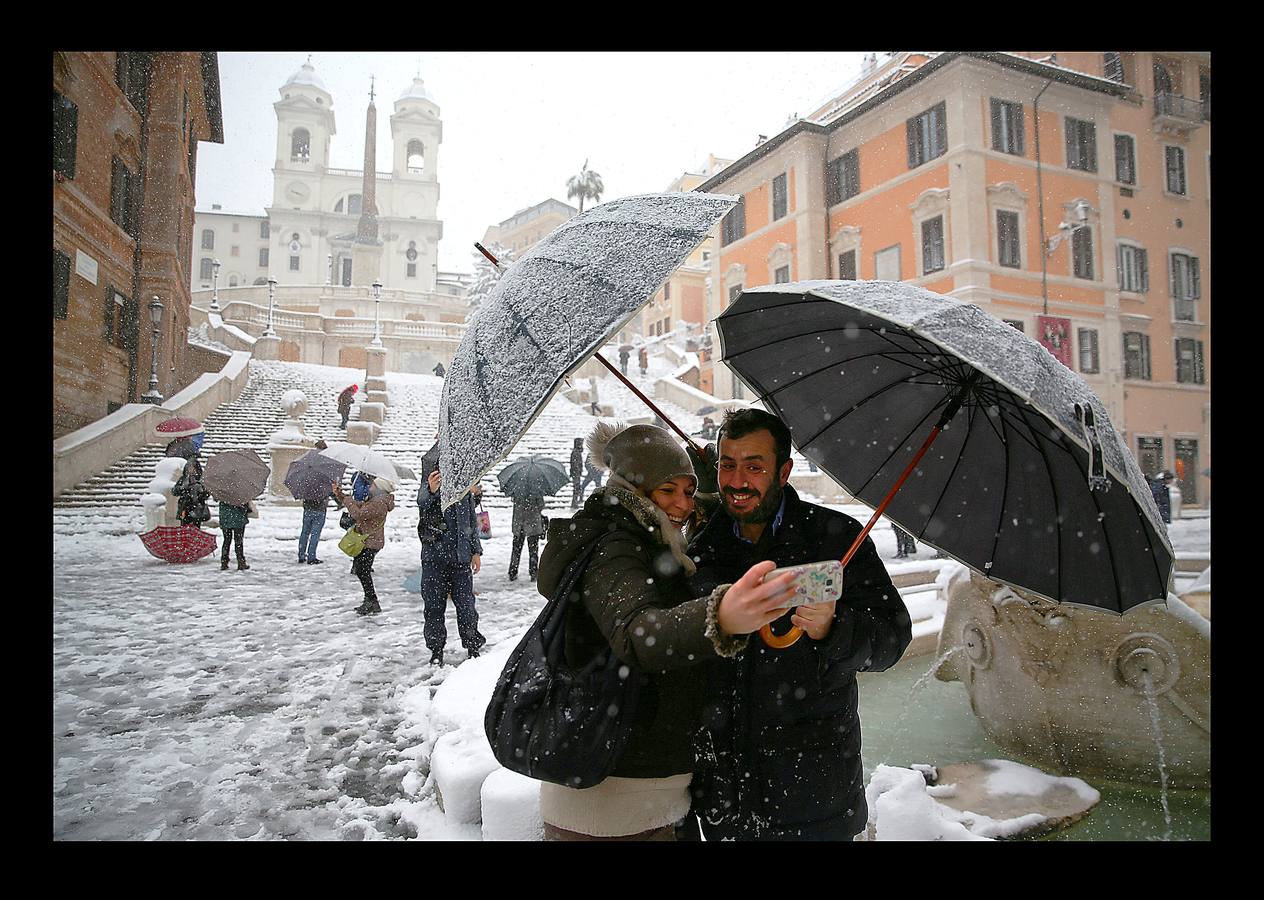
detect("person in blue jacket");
top-left (417, 467), bottom-right (485, 667)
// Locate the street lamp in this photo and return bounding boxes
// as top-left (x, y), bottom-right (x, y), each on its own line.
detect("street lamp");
top-left (210, 258), bottom-right (222, 312)
top-left (370, 280), bottom-right (383, 348)
top-left (263, 277), bottom-right (278, 338)
top-left (141, 295), bottom-right (165, 404)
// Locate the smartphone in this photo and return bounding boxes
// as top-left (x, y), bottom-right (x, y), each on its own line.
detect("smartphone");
top-left (764, 560), bottom-right (844, 609)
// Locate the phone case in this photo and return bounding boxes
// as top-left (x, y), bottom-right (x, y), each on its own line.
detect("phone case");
top-left (766, 560), bottom-right (844, 609)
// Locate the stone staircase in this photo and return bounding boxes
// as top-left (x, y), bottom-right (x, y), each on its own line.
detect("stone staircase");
top-left (53, 360), bottom-right (600, 533)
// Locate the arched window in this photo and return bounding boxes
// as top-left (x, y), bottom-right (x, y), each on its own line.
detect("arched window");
top-left (407, 140), bottom-right (424, 173)
top-left (334, 198), bottom-right (343, 213)
top-left (348, 194), bottom-right (362, 215)
top-left (253, 277), bottom-right (267, 285)
top-left (228, 274), bottom-right (239, 286)
top-left (291, 128), bottom-right (311, 162)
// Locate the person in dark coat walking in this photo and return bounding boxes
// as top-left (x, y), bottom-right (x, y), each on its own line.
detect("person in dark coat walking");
top-left (433, 362), bottom-right (446, 378)
top-left (508, 490), bottom-right (546, 581)
top-left (333, 476), bottom-right (395, 615)
top-left (418, 468), bottom-right (485, 666)
top-left (569, 437), bottom-right (585, 508)
top-left (169, 433), bottom-right (210, 527)
top-left (1149, 470), bottom-right (1174, 525)
top-left (685, 408), bottom-right (912, 842)
top-left (218, 499), bottom-right (255, 570)
top-left (892, 523), bottom-right (918, 558)
top-left (618, 346), bottom-right (630, 375)
top-left (337, 384), bottom-right (358, 429)
top-left (577, 452), bottom-right (604, 503)
top-left (535, 422), bottom-right (795, 841)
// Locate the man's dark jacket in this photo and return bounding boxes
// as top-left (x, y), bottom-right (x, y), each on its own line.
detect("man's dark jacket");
top-left (687, 484), bottom-right (911, 840)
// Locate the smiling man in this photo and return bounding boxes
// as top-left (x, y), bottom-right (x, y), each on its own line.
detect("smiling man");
top-left (685, 407), bottom-right (912, 841)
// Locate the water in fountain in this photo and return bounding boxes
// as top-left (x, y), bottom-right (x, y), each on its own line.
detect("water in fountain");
top-left (1141, 670), bottom-right (1173, 841)
top-left (879, 645), bottom-right (962, 766)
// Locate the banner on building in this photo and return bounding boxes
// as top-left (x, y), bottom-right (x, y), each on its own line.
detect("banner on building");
top-left (1037, 315), bottom-right (1073, 369)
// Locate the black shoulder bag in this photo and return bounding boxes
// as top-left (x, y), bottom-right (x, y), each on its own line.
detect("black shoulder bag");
top-left (484, 536), bottom-right (646, 788)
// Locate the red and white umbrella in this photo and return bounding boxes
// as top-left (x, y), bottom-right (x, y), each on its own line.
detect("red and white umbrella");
top-left (155, 416), bottom-right (204, 440)
top-left (139, 525), bottom-right (218, 563)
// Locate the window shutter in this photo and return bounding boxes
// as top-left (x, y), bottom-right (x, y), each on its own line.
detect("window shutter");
top-left (54, 248), bottom-right (71, 319)
top-left (1085, 123), bottom-right (1097, 172)
top-left (1116, 244), bottom-right (1123, 288)
top-left (1065, 121), bottom-right (1076, 168)
top-left (1139, 248), bottom-right (1149, 292)
top-left (110, 157), bottom-right (124, 225)
top-left (826, 157), bottom-right (839, 206)
top-left (1170, 254), bottom-right (1180, 298)
top-left (104, 287), bottom-right (115, 341)
top-left (1014, 106), bottom-right (1025, 156)
top-left (990, 99), bottom-right (1002, 152)
top-left (53, 92), bottom-right (78, 179)
top-left (907, 116), bottom-right (918, 168)
top-left (934, 103), bottom-right (947, 157)
top-left (1191, 256), bottom-right (1200, 299)
top-left (1196, 341), bottom-right (1205, 383)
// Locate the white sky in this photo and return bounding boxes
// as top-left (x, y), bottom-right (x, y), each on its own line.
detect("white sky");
top-left (196, 51), bottom-right (871, 275)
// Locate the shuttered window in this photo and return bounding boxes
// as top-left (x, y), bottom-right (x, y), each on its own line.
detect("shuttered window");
top-left (1065, 117), bottom-right (1097, 172)
top-left (1174, 339), bottom-right (1205, 384)
top-left (1078, 328), bottom-right (1100, 374)
top-left (53, 91), bottom-right (78, 179)
top-left (110, 156), bottom-right (140, 238)
top-left (774, 265), bottom-right (790, 284)
top-left (1115, 134), bottom-right (1136, 185)
top-left (827, 149), bottom-right (860, 206)
top-left (838, 250), bottom-right (857, 280)
top-left (721, 196), bottom-right (746, 246)
top-left (997, 210), bottom-right (1021, 268)
top-left (1103, 52), bottom-right (1125, 83)
top-left (1117, 244), bottom-right (1149, 293)
top-left (1124, 332), bottom-right (1151, 380)
top-left (990, 99), bottom-right (1024, 155)
top-left (1072, 227), bottom-right (1094, 280)
top-left (772, 173), bottom-right (787, 220)
top-left (907, 102), bottom-right (947, 169)
top-left (921, 216), bottom-right (945, 274)
top-left (1171, 253), bottom-right (1200, 321)
top-left (1165, 146), bottom-right (1187, 195)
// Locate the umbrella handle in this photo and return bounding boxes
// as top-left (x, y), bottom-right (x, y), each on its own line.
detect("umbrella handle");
top-left (759, 622), bottom-right (803, 648)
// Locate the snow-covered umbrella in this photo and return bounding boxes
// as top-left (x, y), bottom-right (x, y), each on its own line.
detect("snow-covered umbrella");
top-left (717, 280), bottom-right (1174, 646)
top-left (497, 454), bottom-right (570, 499)
top-left (438, 192), bottom-right (737, 509)
top-left (318, 441), bottom-right (416, 483)
top-left (203, 449), bottom-right (270, 506)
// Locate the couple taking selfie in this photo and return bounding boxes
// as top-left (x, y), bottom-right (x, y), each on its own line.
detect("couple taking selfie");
top-left (524, 407), bottom-right (912, 841)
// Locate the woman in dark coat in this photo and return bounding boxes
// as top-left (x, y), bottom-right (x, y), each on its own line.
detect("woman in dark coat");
top-left (534, 422), bottom-right (793, 841)
top-left (218, 499), bottom-right (255, 570)
top-left (337, 384), bottom-right (358, 429)
top-left (508, 491), bottom-right (546, 581)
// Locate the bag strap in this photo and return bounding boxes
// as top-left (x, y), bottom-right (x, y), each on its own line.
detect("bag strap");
top-left (537, 534), bottom-right (607, 668)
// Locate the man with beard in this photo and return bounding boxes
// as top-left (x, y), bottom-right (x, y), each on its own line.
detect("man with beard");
top-left (684, 407), bottom-right (911, 841)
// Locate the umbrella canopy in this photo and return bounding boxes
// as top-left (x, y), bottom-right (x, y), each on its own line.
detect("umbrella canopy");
top-left (497, 454), bottom-right (570, 499)
top-left (155, 416), bottom-right (203, 439)
top-left (438, 192), bottom-right (737, 509)
top-left (139, 525), bottom-right (217, 563)
top-left (716, 280), bottom-right (1173, 616)
top-left (283, 449), bottom-right (348, 501)
top-left (203, 449), bottom-right (270, 506)
top-left (318, 441), bottom-right (417, 483)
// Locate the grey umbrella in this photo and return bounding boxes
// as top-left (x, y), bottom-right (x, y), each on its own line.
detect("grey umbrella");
top-left (283, 450), bottom-right (348, 501)
top-left (716, 279), bottom-right (1173, 629)
top-left (203, 449), bottom-right (271, 507)
top-left (437, 192), bottom-right (737, 509)
top-left (497, 455), bottom-right (570, 499)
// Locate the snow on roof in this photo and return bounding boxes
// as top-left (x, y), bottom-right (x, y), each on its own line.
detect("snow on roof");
top-left (283, 61), bottom-right (329, 94)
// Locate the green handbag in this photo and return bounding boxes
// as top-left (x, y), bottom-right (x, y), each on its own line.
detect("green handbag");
top-left (339, 527), bottom-right (367, 557)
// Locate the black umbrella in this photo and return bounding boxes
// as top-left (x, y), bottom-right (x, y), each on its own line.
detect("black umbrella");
top-left (497, 455), bottom-right (570, 498)
top-left (283, 450), bottom-right (348, 501)
top-left (716, 280), bottom-right (1173, 647)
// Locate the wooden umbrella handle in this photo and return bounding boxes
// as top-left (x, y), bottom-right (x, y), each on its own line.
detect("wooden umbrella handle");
top-left (759, 622), bottom-right (803, 648)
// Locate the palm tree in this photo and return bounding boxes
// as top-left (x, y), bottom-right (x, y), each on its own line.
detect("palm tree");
top-left (566, 159), bottom-right (605, 215)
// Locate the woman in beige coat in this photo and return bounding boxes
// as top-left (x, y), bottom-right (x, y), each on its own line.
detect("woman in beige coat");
top-left (332, 476), bottom-right (395, 616)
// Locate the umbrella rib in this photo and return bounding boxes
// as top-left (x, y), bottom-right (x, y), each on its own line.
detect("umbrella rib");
top-left (1012, 400), bottom-right (1065, 603)
top-left (725, 323), bottom-right (949, 366)
top-left (915, 400), bottom-right (978, 541)
top-left (852, 393), bottom-right (951, 499)
top-left (795, 374), bottom-right (948, 452)
top-left (986, 400), bottom-right (1015, 580)
top-left (755, 349), bottom-right (948, 406)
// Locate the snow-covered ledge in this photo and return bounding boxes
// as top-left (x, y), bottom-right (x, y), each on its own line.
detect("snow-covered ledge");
top-left (53, 350), bottom-right (252, 499)
top-left (654, 376), bottom-right (747, 416)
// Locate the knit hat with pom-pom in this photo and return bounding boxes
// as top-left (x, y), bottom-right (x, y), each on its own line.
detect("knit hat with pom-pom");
top-left (586, 421), bottom-right (695, 493)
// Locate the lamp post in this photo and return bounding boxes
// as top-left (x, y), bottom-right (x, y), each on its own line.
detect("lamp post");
top-left (210, 258), bottom-right (222, 312)
top-left (141, 295), bottom-right (165, 404)
top-left (327, 253), bottom-right (333, 286)
top-left (263, 277), bottom-right (278, 338)
top-left (370, 280), bottom-right (383, 348)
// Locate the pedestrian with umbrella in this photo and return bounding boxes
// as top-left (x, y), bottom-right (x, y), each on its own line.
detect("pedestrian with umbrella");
top-left (498, 454), bottom-right (569, 581)
top-left (418, 465), bottom-right (485, 665)
top-left (332, 475), bottom-right (395, 616)
top-left (337, 384), bottom-right (358, 429)
top-left (203, 449), bottom-right (270, 572)
top-left (284, 440), bottom-right (347, 564)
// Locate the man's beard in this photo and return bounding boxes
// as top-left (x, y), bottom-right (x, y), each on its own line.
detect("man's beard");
top-left (724, 480), bottom-right (783, 525)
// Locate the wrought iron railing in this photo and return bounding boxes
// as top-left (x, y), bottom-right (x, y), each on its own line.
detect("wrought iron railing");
top-left (1154, 92), bottom-right (1203, 123)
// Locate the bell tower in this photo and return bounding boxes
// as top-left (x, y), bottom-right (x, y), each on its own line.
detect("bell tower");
top-left (273, 57), bottom-right (336, 210)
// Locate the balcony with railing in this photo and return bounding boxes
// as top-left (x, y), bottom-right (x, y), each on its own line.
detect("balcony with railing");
top-left (1153, 92), bottom-right (1205, 135)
